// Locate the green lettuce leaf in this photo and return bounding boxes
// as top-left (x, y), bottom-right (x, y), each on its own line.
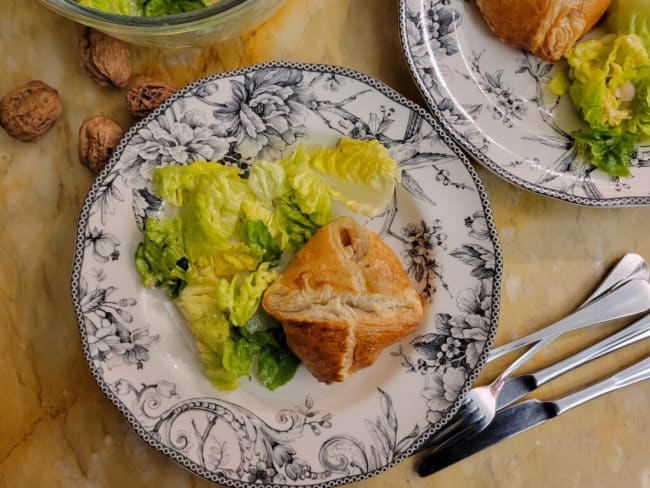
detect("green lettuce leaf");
top-left (282, 138), bottom-right (401, 217)
top-left (275, 194), bottom-right (321, 250)
top-left (196, 339), bottom-right (240, 391)
top-left (134, 217), bottom-right (189, 299)
top-left (197, 325), bottom-right (298, 391)
top-left (164, 165), bottom-right (255, 272)
top-left (240, 327), bottom-right (300, 390)
top-left (574, 129), bottom-right (636, 177)
top-left (257, 343), bottom-right (300, 391)
top-left (565, 33), bottom-right (650, 131)
top-left (77, 0), bottom-right (136, 15)
top-left (280, 145), bottom-right (333, 226)
top-left (215, 264), bottom-right (279, 327)
top-left (189, 314), bottom-right (231, 354)
top-left (175, 266), bottom-right (221, 320)
top-left (247, 160), bottom-right (289, 205)
top-left (548, 69), bottom-right (570, 96)
top-left (241, 219), bottom-right (282, 265)
top-left (222, 333), bottom-right (258, 378)
top-left (153, 162), bottom-right (236, 207)
top-left (632, 68), bottom-right (650, 137)
top-left (606, 0), bottom-right (650, 48)
top-left (136, 0), bottom-right (209, 16)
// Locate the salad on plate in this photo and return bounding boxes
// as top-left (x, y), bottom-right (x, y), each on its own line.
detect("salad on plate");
top-left (549, 0), bottom-right (650, 176)
top-left (134, 137), bottom-right (401, 391)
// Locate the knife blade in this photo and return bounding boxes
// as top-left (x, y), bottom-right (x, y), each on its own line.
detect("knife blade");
top-left (495, 314), bottom-right (650, 411)
top-left (417, 356), bottom-right (650, 477)
top-left (417, 399), bottom-right (555, 476)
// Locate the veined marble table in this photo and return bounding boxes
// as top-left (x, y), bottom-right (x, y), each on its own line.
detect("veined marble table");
top-left (1, 1), bottom-right (649, 487)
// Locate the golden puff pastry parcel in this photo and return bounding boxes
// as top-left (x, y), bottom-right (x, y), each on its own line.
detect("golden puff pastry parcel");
top-left (476, 0), bottom-right (612, 61)
top-left (262, 217), bottom-right (424, 384)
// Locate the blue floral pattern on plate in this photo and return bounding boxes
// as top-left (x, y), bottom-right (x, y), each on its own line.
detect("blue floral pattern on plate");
top-left (400, 0), bottom-right (650, 206)
top-left (71, 62), bottom-right (502, 487)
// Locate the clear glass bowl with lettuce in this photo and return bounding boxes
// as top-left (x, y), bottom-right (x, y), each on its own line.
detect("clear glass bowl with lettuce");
top-left (134, 138), bottom-right (401, 391)
top-left (549, 0), bottom-right (650, 177)
top-left (35, 0), bottom-right (285, 48)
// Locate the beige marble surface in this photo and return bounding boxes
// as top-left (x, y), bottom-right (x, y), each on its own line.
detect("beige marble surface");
top-left (1, 1), bottom-right (650, 487)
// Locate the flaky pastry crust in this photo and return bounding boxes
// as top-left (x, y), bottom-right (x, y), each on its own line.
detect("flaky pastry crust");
top-left (262, 217), bottom-right (424, 383)
top-left (476, 0), bottom-right (611, 61)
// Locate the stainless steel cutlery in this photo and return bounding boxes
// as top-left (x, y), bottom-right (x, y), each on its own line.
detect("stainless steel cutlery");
top-left (418, 356), bottom-right (650, 476)
top-left (417, 253), bottom-right (650, 476)
top-left (496, 313), bottom-right (650, 410)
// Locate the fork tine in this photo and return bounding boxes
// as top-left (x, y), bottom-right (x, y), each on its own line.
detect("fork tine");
top-left (419, 401), bottom-right (480, 451)
top-left (425, 413), bottom-right (488, 455)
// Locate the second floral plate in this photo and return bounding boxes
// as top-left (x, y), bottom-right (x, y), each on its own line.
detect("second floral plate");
top-left (71, 61), bottom-right (502, 487)
top-left (400, 0), bottom-right (650, 206)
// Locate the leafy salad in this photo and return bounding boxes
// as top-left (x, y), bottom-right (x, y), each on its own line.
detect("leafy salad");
top-left (549, 0), bottom-right (650, 176)
top-left (135, 138), bottom-right (401, 391)
top-left (77, 0), bottom-right (212, 17)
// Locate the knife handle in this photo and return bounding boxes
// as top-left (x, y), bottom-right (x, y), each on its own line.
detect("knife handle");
top-left (533, 314), bottom-right (650, 388)
top-left (488, 279), bottom-right (650, 361)
top-left (553, 356), bottom-right (650, 414)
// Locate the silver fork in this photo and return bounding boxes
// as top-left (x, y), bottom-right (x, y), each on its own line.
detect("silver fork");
top-left (421, 276), bottom-right (650, 453)
top-left (488, 253), bottom-right (649, 361)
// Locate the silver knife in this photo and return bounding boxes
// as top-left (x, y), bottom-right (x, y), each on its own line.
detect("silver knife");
top-left (417, 356), bottom-right (650, 477)
top-left (496, 313), bottom-right (650, 410)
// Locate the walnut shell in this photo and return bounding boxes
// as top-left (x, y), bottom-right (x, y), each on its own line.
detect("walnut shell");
top-left (125, 81), bottom-right (176, 118)
top-left (0, 80), bottom-right (62, 141)
top-left (80, 28), bottom-right (131, 88)
top-left (79, 115), bottom-right (124, 174)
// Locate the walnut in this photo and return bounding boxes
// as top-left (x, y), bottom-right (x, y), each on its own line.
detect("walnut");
top-left (79, 115), bottom-right (124, 174)
top-left (80, 28), bottom-right (131, 88)
top-left (0, 80), bottom-right (62, 141)
top-left (125, 81), bottom-right (176, 118)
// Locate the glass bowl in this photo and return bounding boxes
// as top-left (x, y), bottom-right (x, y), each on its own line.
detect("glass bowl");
top-left (35, 0), bottom-right (286, 48)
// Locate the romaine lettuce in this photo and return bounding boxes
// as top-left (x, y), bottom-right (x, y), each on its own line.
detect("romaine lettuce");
top-left (222, 334), bottom-right (258, 378)
top-left (77, 0), bottom-right (208, 16)
top-left (275, 194), bottom-right (321, 250)
top-left (282, 138), bottom-right (401, 218)
top-left (607, 0), bottom-right (650, 48)
top-left (196, 339), bottom-right (240, 391)
top-left (247, 160), bottom-right (289, 205)
top-left (136, 0), bottom-right (209, 16)
top-left (215, 264), bottom-right (278, 327)
top-left (574, 129), bottom-right (636, 177)
top-left (239, 327), bottom-right (300, 390)
top-left (161, 165), bottom-right (257, 273)
top-left (77, 0), bottom-right (135, 15)
top-left (134, 218), bottom-right (189, 299)
top-left (175, 265), bottom-right (221, 321)
top-left (565, 34), bottom-right (649, 131)
top-left (558, 31), bottom-right (650, 176)
top-left (240, 219), bottom-right (282, 265)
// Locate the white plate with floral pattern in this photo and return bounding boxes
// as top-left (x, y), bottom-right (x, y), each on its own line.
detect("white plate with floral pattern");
top-left (71, 62), bottom-right (502, 487)
top-left (400, 0), bottom-right (650, 206)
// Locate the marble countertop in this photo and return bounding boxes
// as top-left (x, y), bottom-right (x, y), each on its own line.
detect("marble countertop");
top-left (2, 1), bottom-right (650, 487)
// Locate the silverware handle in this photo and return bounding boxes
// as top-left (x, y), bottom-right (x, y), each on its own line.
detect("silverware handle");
top-left (492, 335), bottom-right (556, 389)
top-left (553, 356), bottom-right (650, 414)
top-left (488, 279), bottom-right (650, 361)
top-left (533, 314), bottom-right (650, 387)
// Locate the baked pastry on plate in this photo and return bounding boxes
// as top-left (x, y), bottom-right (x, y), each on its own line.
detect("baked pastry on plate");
top-left (476, 0), bottom-right (612, 61)
top-left (262, 217), bottom-right (424, 384)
